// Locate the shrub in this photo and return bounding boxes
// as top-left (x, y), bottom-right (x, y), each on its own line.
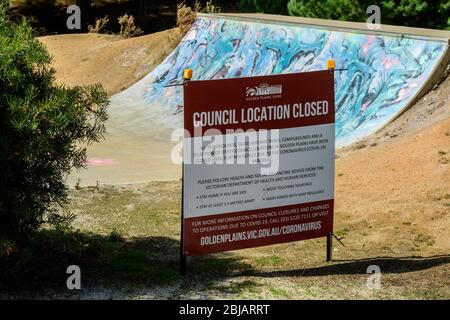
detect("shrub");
top-left (237, 0), bottom-right (289, 14)
top-left (287, 0), bottom-right (450, 30)
top-left (287, 0), bottom-right (366, 21)
top-left (378, 0), bottom-right (450, 30)
top-left (117, 13), bottom-right (143, 38)
top-left (176, 1), bottom-right (196, 35)
top-left (203, 0), bottom-right (221, 13)
top-left (0, 238), bottom-right (17, 259)
top-left (176, 1), bottom-right (221, 36)
top-left (88, 15), bottom-right (109, 33)
top-left (0, 1), bottom-right (109, 238)
top-left (109, 228), bottom-right (124, 242)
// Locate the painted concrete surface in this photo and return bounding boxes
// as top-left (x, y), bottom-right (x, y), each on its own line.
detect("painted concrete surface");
top-left (71, 14), bottom-right (449, 185)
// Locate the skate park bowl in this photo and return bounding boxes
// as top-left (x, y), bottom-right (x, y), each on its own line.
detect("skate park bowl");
top-left (69, 13), bottom-right (450, 186)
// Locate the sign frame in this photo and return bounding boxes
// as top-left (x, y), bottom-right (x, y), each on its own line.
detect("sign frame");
top-left (180, 69), bottom-right (335, 275)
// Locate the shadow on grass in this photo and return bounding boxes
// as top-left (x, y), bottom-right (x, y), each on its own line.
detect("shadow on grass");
top-left (0, 229), bottom-right (254, 294)
top-left (5, 228), bottom-right (447, 296)
top-left (254, 255), bottom-right (450, 278)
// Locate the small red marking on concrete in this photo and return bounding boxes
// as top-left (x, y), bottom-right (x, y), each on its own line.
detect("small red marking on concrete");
top-left (86, 158), bottom-right (118, 166)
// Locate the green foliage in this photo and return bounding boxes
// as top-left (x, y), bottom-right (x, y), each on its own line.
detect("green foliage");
top-left (0, 238), bottom-right (17, 258)
top-left (237, 0), bottom-right (289, 14)
top-left (288, 0), bottom-right (366, 21)
top-left (287, 0), bottom-right (450, 30)
top-left (0, 1), bottom-right (108, 238)
top-left (378, 0), bottom-right (450, 30)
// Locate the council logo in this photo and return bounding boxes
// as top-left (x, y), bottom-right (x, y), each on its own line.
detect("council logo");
top-left (246, 83), bottom-right (282, 98)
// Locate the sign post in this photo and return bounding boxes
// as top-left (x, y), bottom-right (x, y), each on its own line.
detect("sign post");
top-left (326, 60), bottom-right (335, 263)
top-left (180, 68), bottom-right (193, 276)
top-left (181, 70), bottom-right (335, 273)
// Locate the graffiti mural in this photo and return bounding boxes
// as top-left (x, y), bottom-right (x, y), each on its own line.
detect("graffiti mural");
top-left (113, 16), bottom-right (447, 146)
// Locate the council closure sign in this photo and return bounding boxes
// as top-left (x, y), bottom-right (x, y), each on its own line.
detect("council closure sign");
top-left (182, 70), bottom-right (335, 256)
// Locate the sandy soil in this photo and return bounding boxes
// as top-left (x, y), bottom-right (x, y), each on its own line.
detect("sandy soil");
top-left (336, 116), bottom-right (450, 254)
top-left (39, 30), bottom-right (184, 185)
top-left (39, 29), bottom-right (182, 95)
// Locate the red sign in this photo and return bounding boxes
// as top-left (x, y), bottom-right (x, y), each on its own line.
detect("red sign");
top-left (182, 70), bottom-right (335, 256)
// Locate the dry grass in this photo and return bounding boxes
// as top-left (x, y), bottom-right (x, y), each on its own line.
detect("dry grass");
top-left (117, 13), bottom-right (143, 39)
top-left (176, 1), bottom-right (221, 36)
top-left (176, 2), bottom-right (196, 35)
top-left (57, 174), bottom-right (450, 299)
top-left (88, 16), bottom-right (110, 34)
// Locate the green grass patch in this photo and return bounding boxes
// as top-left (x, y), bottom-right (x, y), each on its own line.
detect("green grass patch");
top-left (267, 286), bottom-right (291, 298)
top-left (336, 227), bottom-right (350, 238)
top-left (255, 255), bottom-right (284, 267)
top-left (213, 279), bottom-right (262, 296)
top-left (414, 234), bottom-right (435, 247)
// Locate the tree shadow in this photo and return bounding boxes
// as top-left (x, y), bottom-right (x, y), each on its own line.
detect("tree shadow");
top-left (4, 228), bottom-right (449, 298)
top-left (253, 255), bottom-right (450, 278)
top-left (0, 229), bottom-right (254, 294)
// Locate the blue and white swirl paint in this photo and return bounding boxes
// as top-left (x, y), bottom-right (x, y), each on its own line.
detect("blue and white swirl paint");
top-left (113, 16), bottom-right (447, 147)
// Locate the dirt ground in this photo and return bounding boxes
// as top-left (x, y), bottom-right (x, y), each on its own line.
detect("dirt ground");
top-left (31, 30), bottom-right (450, 299)
top-left (39, 29), bottom-right (182, 95)
top-left (334, 72), bottom-right (450, 255)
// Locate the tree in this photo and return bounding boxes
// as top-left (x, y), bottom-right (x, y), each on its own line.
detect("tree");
top-left (287, 0), bottom-right (450, 30)
top-left (378, 0), bottom-right (450, 30)
top-left (238, 0), bottom-right (289, 14)
top-left (0, 1), bottom-right (108, 237)
top-left (287, 0), bottom-right (366, 22)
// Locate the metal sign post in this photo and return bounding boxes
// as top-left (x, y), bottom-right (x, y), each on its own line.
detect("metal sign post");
top-left (180, 69), bottom-right (192, 276)
top-left (326, 60), bottom-right (334, 263)
top-left (180, 161), bottom-right (186, 276)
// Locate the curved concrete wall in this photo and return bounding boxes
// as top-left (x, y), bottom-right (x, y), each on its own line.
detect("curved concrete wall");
top-left (113, 14), bottom-right (449, 147)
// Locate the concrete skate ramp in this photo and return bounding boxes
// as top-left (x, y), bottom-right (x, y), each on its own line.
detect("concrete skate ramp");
top-left (115, 13), bottom-right (449, 145)
top-left (72, 14), bottom-right (450, 185)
